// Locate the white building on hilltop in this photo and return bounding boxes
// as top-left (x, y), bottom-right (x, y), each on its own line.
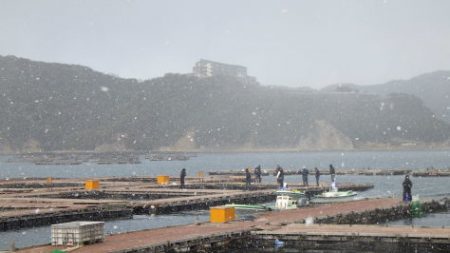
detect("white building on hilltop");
top-left (193, 59), bottom-right (248, 79)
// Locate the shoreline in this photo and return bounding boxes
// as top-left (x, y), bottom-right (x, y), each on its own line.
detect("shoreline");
top-left (2, 147), bottom-right (450, 156)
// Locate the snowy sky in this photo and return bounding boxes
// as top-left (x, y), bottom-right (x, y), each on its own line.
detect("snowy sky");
top-left (1, 0), bottom-right (449, 88)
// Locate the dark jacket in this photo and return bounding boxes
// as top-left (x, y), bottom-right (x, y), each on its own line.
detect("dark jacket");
top-left (180, 169), bottom-right (186, 179)
top-left (329, 164), bottom-right (335, 174)
top-left (301, 168), bottom-right (309, 176)
top-left (403, 177), bottom-right (412, 192)
top-left (276, 166), bottom-right (284, 180)
top-left (246, 168), bottom-right (251, 178)
top-left (255, 165), bottom-right (262, 177)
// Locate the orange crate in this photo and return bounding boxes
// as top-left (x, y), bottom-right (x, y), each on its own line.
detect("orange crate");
top-left (210, 206), bottom-right (235, 223)
top-left (156, 175), bottom-right (170, 185)
top-left (85, 180), bottom-right (100, 190)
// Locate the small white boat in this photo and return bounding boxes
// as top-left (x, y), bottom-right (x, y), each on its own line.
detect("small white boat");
top-left (275, 189), bottom-right (308, 209)
top-left (318, 190), bottom-right (357, 198)
top-left (224, 190), bottom-right (308, 211)
top-left (311, 190), bottom-right (358, 203)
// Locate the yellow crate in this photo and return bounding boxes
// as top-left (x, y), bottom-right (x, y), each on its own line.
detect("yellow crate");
top-left (196, 171), bottom-right (205, 177)
top-left (47, 177), bottom-right (53, 184)
top-left (156, 175), bottom-right (170, 185)
top-left (85, 180), bottom-right (100, 190)
top-left (210, 206), bottom-right (235, 223)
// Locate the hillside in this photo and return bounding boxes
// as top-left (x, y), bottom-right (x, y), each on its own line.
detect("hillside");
top-left (324, 71), bottom-right (450, 123)
top-left (362, 71), bottom-right (450, 123)
top-left (1, 55), bottom-right (449, 153)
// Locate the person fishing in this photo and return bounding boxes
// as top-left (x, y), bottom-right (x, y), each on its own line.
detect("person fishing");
top-left (314, 167), bottom-right (320, 186)
top-left (301, 166), bottom-right (309, 186)
top-left (276, 165), bottom-right (284, 189)
top-left (402, 175), bottom-right (413, 202)
top-left (254, 165), bottom-right (262, 183)
top-left (329, 164), bottom-right (336, 182)
top-left (180, 168), bottom-right (187, 189)
top-left (245, 168), bottom-right (252, 190)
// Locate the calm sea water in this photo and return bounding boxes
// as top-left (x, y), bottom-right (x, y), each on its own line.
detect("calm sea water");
top-left (1, 150), bottom-right (450, 178)
top-left (0, 151), bottom-right (449, 249)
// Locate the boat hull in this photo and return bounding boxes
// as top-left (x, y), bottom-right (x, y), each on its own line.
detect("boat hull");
top-left (318, 191), bottom-right (357, 198)
top-left (224, 204), bottom-right (269, 211)
top-left (311, 191), bottom-right (358, 203)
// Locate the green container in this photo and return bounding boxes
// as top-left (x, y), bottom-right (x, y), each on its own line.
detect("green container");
top-left (410, 200), bottom-right (423, 218)
top-left (51, 249), bottom-right (67, 253)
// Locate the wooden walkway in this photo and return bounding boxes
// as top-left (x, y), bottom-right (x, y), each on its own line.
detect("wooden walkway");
top-left (255, 223), bottom-right (450, 240)
top-left (254, 224), bottom-right (450, 252)
top-left (17, 198), bottom-right (450, 253)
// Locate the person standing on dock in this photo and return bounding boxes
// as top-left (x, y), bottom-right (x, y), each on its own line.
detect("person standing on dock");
top-left (402, 175), bottom-right (413, 202)
top-left (276, 165), bottom-right (284, 189)
top-left (254, 165), bottom-right (262, 183)
top-left (329, 164), bottom-right (336, 182)
top-left (180, 168), bottom-right (187, 189)
top-left (314, 167), bottom-right (320, 186)
top-left (245, 168), bottom-right (252, 190)
top-left (301, 166), bottom-right (309, 186)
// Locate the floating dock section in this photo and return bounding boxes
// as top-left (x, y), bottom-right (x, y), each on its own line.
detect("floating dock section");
top-left (252, 224), bottom-right (450, 253)
top-left (0, 207), bottom-right (131, 231)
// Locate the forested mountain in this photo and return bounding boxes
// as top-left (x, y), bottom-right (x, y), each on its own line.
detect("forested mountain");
top-left (1, 55), bottom-right (449, 153)
top-left (360, 71), bottom-right (450, 123)
top-left (323, 71), bottom-right (450, 123)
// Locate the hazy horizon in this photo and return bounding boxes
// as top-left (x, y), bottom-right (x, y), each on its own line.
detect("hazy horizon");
top-left (1, 0), bottom-right (449, 88)
top-left (3, 53), bottom-right (449, 90)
